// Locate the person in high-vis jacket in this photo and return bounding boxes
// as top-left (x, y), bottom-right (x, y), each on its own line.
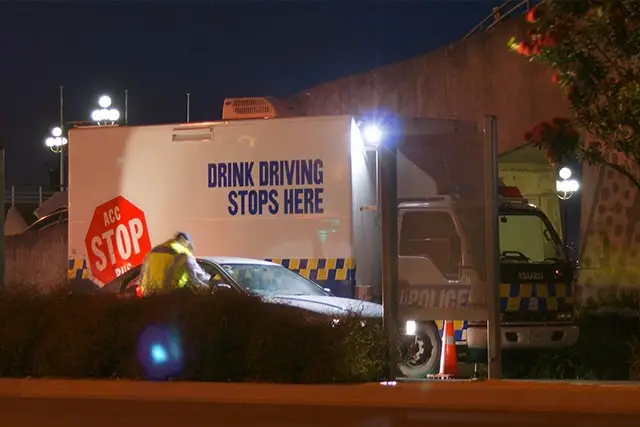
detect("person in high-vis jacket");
top-left (138, 232), bottom-right (211, 296)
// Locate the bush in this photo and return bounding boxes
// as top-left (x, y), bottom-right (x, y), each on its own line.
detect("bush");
top-left (0, 289), bottom-right (387, 383)
top-left (523, 304), bottom-right (640, 380)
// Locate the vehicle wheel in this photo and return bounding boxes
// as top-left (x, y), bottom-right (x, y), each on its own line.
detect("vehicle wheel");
top-left (399, 321), bottom-right (441, 378)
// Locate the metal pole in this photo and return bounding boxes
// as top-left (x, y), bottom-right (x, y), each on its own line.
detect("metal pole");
top-left (186, 93), bottom-right (191, 123)
top-left (59, 85), bottom-right (64, 129)
top-left (0, 147), bottom-right (6, 290)
top-left (375, 149), bottom-right (380, 206)
top-left (59, 85), bottom-right (64, 191)
top-left (379, 143), bottom-right (399, 379)
top-left (562, 202), bottom-right (568, 243)
top-left (125, 89), bottom-right (129, 125)
top-left (484, 115), bottom-right (502, 379)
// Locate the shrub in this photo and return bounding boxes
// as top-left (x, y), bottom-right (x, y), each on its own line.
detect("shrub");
top-left (0, 288), bottom-right (386, 383)
top-left (524, 306), bottom-right (639, 380)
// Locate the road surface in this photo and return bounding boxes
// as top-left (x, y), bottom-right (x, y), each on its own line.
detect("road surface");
top-left (2, 397), bottom-right (637, 427)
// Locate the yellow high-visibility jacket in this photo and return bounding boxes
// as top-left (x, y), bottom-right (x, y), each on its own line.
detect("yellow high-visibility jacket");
top-left (139, 239), bottom-right (198, 295)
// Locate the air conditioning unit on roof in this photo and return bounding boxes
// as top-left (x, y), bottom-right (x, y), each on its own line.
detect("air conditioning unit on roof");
top-left (221, 97), bottom-right (298, 120)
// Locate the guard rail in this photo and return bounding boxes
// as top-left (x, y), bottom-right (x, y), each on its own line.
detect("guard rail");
top-left (3, 186), bottom-right (63, 206)
top-left (464, 0), bottom-right (539, 40)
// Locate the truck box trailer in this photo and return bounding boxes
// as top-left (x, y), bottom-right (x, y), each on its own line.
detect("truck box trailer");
top-left (68, 103), bottom-right (578, 377)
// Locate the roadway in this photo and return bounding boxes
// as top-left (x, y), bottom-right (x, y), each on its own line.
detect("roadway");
top-left (2, 397), bottom-right (637, 427)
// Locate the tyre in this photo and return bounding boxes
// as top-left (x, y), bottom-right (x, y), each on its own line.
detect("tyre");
top-left (399, 321), bottom-right (441, 378)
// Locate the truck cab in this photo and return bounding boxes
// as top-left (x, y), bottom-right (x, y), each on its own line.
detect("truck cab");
top-left (397, 182), bottom-right (578, 377)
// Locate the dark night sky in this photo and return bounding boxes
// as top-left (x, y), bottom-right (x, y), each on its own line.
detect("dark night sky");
top-left (0, 1), bottom-right (504, 188)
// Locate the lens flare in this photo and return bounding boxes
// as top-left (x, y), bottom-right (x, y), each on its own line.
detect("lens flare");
top-left (136, 325), bottom-right (184, 380)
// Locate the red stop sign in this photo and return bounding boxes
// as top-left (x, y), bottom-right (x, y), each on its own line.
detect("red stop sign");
top-left (84, 195), bottom-right (152, 286)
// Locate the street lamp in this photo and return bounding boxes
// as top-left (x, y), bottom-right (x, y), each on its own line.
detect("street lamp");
top-left (45, 126), bottom-right (67, 154)
top-left (45, 126), bottom-right (67, 191)
top-left (556, 166), bottom-right (580, 248)
top-left (556, 167), bottom-right (580, 200)
top-left (91, 95), bottom-right (120, 126)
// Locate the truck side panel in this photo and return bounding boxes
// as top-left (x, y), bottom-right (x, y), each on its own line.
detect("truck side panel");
top-left (68, 117), bottom-right (356, 295)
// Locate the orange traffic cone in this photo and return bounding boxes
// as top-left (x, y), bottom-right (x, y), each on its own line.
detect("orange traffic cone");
top-left (428, 320), bottom-right (457, 379)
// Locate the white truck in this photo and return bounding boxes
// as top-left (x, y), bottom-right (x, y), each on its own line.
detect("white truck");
top-left (67, 98), bottom-right (578, 377)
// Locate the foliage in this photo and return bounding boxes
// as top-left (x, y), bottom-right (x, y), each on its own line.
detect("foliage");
top-left (522, 309), bottom-right (639, 380)
top-left (0, 289), bottom-right (387, 383)
top-left (508, 0), bottom-right (640, 186)
top-left (629, 335), bottom-right (640, 380)
top-left (580, 288), bottom-right (640, 312)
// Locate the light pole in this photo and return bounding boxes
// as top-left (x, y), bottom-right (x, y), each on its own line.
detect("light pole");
top-left (91, 95), bottom-right (120, 126)
top-left (556, 166), bottom-right (580, 244)
top-left (45, 126), bottom-right (68, 191)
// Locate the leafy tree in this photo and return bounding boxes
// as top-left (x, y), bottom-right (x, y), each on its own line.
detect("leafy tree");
top-left (508, 0), bottom-right (640, 188)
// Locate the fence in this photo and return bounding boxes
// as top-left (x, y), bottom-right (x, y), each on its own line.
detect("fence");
top-left (464, 0), bottom-right (538, 40)
top-left (4, 186), bottom-right (62, 206)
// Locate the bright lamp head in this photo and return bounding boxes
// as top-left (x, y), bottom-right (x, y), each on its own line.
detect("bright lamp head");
top-left (107, 109), bottom-right (120, 121)
top-left (559, 167), bottom-right (572, 180)
top-left (363, 124), bottom-right (382, 146)
top-left (98, 95), bottom-right (112, 108)
top-left (51, 127), bottom-right (62, 137)
top-left (556, 179), bottom-right (580, 193)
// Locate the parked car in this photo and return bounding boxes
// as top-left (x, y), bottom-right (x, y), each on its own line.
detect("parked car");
top-left (104, 257), bottom-right (383, 319)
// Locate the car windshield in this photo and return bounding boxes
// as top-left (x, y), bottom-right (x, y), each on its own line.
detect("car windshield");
top-left (499, 209), bottom-right (566, 263)
top-left (221, 263), bottom-right (329, 296)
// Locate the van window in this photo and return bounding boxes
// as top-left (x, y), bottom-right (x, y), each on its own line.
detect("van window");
top-left (400, 211), bottom-right (461, 279)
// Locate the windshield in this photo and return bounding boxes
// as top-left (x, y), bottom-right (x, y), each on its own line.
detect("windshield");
top-left (499, 209), bottom-right (566, 263)
top-left (221, 264), bottom-right (329, 296)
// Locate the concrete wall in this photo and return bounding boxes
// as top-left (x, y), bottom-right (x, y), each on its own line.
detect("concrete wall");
top-left (578, 155), bottom-right (640, 303)
top-left (4, 223), bottom-right (67, 292)
top-left (289, 17), bottom-right (570, 155)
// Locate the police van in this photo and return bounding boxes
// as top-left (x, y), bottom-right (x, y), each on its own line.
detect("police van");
top-left (67, 97), bottom-right (578, 377)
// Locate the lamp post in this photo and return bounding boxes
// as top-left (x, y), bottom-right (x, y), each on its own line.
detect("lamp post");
top-left (556, 167), bottom-right (579, 200)
top-left (91, 95), bottom-right (120, 126)
top-left (556, 167), bottom-right (580, 244)
top-left (45, 126), bottom-right (68, 190)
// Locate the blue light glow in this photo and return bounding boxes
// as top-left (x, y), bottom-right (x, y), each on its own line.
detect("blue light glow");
top-left (137, 325), bottom-right (184, 380)
top-left (150, 344), bottom-right (168, 365)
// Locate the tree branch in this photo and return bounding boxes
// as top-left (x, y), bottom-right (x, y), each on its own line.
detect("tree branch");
top-left (600, 158), bottom-right (640, 191)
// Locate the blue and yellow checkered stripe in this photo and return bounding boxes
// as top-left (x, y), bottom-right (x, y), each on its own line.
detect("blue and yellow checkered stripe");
top-left (435, 320), bottom-right (467, 343)
top-left (266, 257), bottom-right (356, 298)
top-left (499, 282), bottom-right (573, 312)
top-left (68, 258), bottom-right (89, 280)
top-left (67, 257), bottom-right (358, 296)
